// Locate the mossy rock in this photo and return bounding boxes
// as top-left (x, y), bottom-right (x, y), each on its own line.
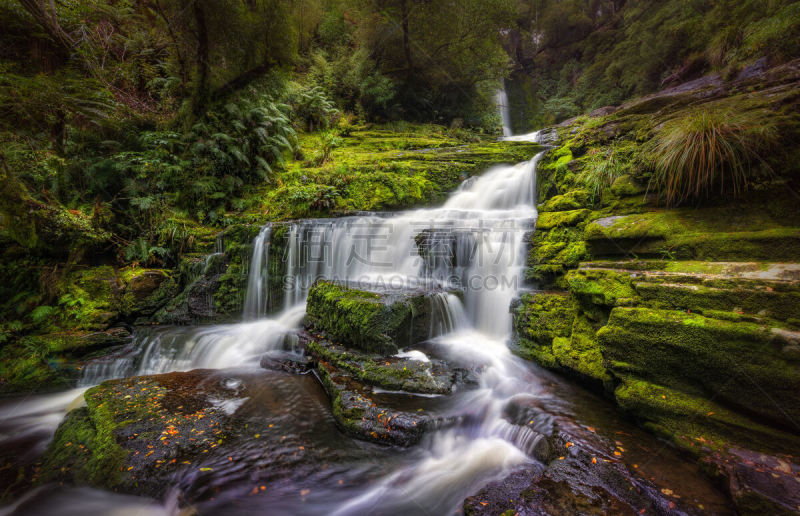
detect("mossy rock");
top-left (564, 269), bottom-right (638, 308)
top-left (512, 292), bottom-right (577, 367)
top-left (551, 315), bottom-right (612, 385)
top-left (0, 328), bottom-right (130, 394)
top-left (307, 338), bottom-right (456, 395)
top-left (119, 268), bottom-right (178, 318)
top-left (538, 189), bottom-right (590, 213)
top-left (536, 209), bottom-right (591, 231)
top-left (312, 355), bottom-right (435, 446)
top-left (584, 209), bottom-right (800, 261)
top-left (614, 376), bottom-right (800, 457)
top-left (306, 280), bottom-right (441, 354)
top-left (599, 307), bottom-right (800, 429)
top-left (39, 371), bottom-right (250, 498)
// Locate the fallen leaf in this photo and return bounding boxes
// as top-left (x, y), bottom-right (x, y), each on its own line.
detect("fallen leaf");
top-left (300, 489), bottom-right (310, 497)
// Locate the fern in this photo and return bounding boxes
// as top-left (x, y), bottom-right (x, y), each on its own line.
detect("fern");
top-left (30, 305), bottom-right (55, 324)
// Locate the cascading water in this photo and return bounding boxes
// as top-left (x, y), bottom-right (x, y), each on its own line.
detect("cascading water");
top-left (495, 86), bottom-right (513, 138)
top-left (0, 128), bottom-right (731, 515)
top-left (243, 225), bottom-right (271, 319)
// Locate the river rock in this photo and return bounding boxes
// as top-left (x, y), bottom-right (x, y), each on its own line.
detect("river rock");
top-left (305, 280), bottom-right (459, 354)
top-left (39, 370), bottom-right (244, 498)
top-left (305, 333), bottom-right (475, 446)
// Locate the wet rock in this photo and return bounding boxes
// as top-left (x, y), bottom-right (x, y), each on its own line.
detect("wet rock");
top-left (306, 336), bottom-right (458, 395)
top-left (306, 280), bottom-right (458, 354)
top-left (128, 270), bottom-right (167, 299)
top-left (154, 264), bottom-right (224, 325)
top-left (0, 328), bottom-right (131, 394)
top-left (464, 437), bottom-right (693, 516)
top-left (306, 334), bottom-right (473, 446)
top-left (312, 356), bottom-right (435, 446)
top-left (702, 448), bottom-right (800, 514)
top-left (260, 350), bottom-right (313, 374)
top-left (39, 370), bottom-right (251, 499)
top-left (122, 269), bottom-right (178, 318)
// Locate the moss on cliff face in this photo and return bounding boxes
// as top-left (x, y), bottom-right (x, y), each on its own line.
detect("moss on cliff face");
top-left (512, 292), bottom-right (576, 367)
top-left (514, 69), bottom-right (800, 511)
top-left (599, 307), bottom-right (800, 429)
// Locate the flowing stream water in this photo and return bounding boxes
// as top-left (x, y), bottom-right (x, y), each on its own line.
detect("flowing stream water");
top-left (0, 131), bottom-right (732, 515)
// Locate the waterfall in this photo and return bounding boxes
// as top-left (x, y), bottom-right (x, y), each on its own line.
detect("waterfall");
top-left (55, 129), bottom-right (546, 514)
top-left (495, 86), bottom-right (512, 137)
top-left (243, 225), bottom-right (271, 319)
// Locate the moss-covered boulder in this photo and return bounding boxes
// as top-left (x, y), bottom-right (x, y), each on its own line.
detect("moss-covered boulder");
top-left (307, 338), bottom-right (458, 395)
top-left (512, 292), bottom-right (576, 368)
top-left (306, 280), bottom-right (448, 354)
top-left (585, 209), bottom-right (800, 261)
top-left (0, 328), bottom-right (130, 394)
top-left (39, 370), bottom-right (249, 498)
top-left (119, 268), bottom-right (178, 318)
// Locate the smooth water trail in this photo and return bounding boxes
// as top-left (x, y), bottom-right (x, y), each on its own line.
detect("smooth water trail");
top-left (495, 86), bottom-right (513, 138)
top-left (243, 224), bottom-right (271, 320)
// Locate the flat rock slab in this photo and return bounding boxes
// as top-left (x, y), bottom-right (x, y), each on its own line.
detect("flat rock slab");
top-left (306, 336), bottom-right (460, 395)
top-left (40, 370), bottom-right (246, 498)
top-left (464, 428), bottom-right (698, 516)
top-left (305, 334), bottom-right (476, 446)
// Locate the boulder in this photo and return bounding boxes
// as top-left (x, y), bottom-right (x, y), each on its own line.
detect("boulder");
top-left (306, 280), bottom-right (457, 354)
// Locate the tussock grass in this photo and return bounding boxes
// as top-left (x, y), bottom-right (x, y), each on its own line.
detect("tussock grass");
top-left (650, 108), bottom-right (778, 206)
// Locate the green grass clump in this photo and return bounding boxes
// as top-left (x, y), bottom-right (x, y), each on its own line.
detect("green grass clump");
top-left (649, 108), bottom-right (778, 206)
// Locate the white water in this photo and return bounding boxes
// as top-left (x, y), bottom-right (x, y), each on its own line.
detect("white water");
top-left (243, 224), bottom-right (271, 319)
top-left (3, 130), bottom-right (547, 514)
top-left (496, 87), bottom-right (513, 138)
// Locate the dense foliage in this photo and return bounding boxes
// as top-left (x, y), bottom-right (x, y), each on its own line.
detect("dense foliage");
top-left (504, 0), bottom-right (800, 130)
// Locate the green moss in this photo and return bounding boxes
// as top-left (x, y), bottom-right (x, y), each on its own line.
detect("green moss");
top-left (513, 292), bottom-right (576, 346)
top-left (564, 269), bottom-right (638, 308)
top-left (307, 340), bottom-right (450, 394)
top-left (257, 125), bottom-right (538, 219)
top-left (39, 381), bottom-right (155, 489)
top-left (52, 266), bottom-right (122, 332)
top-left (614, 376), bottom-right (800, 457)
top-left (536, 209), bottom-right (590, 231)
top-left (609, 174), bottom-right (645, 197)
top-left (551, 316), bottom-right (612, 384)
top-left (306, 281), bottom-right (423, 354)
top-left (634, 280), bottom-right (800, 322)
top-left (0, 342), bottom-right (72, 394)
top-left (585, 208), bottom-right (800, 261)
top-left (538, 189), bottom-right (589, 213)
top-left (599, 307), bottom-right (800, 429)
top-left (526, 226), bottom-right (589, 286)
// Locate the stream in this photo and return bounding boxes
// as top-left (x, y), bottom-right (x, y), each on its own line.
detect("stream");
top-left (0, 131), bottom-right (732, 515)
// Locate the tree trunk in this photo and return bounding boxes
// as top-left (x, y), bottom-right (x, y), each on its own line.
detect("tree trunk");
top-left (400, 0), bottom-right (412, 73)
top-left (193, 1), bottom-right (210, 116)
top-left (18, 0), bottom-right (75, 50)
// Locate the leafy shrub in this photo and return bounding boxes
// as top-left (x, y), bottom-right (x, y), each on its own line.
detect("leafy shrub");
top-left (30, 305), bottom-right (55, 325)
top-left (311, 131), bottom-right (342, 166)
top-left (290, 84), bottom-right (339, 132)
top-left (124, 237), bottom-right (170, 266)
top-left (649, 108), bottom-right (778, 206)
